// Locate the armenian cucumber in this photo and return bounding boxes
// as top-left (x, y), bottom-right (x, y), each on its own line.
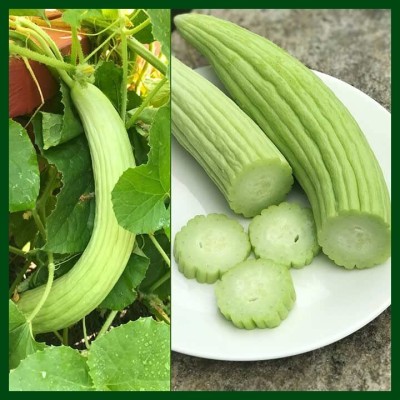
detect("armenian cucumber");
top-left (175, 14), bottom-right (391, 269)
top-left (172, 56), bottom-right (293, 217)
top-left (16, 82), bottom-right (136, 333)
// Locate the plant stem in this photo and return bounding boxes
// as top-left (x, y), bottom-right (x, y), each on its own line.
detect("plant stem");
top-left (16, 17), bottom-right (64, 61)
top-left (9, 245), bottom-right (28, 257)
top-left (148, 270), bottom-right (171, 293)
top-left (62, 327), bottom-right (69, 346)
top-left (9, 43), bottom-right (75, 75)
top-left (97, 310), bottom-right (118, 338)
top-left (126, 76), bottom-right (167, 129)
top-left (27, 252), bottom-right (54, 323)
top-left (148, 234), bottom-right (170, 268)
top-left (127, 37), bottom-right (167, 75)
top-left (9, 260), bottom-right (31, 297)
top-left (119, 11), bottom-right (128, 122)
top-left (82, 317), bottom-right (91, 349)
top-left (83, 30), bottom-right (117, 63)
top-left (32, 208), bottom-right (47, 241)
top-left (53, 330), bottom-right (63, 343)
top-left (125, 18), bottom-right (151, 36)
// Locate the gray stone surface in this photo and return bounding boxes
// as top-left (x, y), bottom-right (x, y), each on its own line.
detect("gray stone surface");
top-left (171, 9), bottom-right (391, 391)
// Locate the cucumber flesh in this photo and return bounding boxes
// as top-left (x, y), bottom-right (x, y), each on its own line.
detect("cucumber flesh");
top-left (229, 159), bottom-right (293, 217)
top-left (215, 258), bottom-right (296, 329)
top-left (249, 202), bottom-right (320, 268)
top-left (320, 212), bottom-right (391, 269)
top-left (173, 214), bottom-right (250, 283)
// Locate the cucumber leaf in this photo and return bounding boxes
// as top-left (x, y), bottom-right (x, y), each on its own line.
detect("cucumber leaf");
top-left (131, 10), bottom-right (154, 44)
top-left (87, 318), bottom-right (170, 391)
top-left (146, 9), bottom-right (170, 58)
top-left (99, 251), bottom-right (150, 311)
top-left (62, 9), bottom-right (103, 29)
top-left (139, 233), bottom-right (170, 300)
top-left (9, 119), bottom-right (40, 213)
top-left (95, 61), bottom-right (142, 112)
top-left (41, 82), bottom-right (83, 149)
top-left (9, 9), bottom-right (47, 19)
top-left (9, 301), bottom-right (46, 370)
top-left (33, 120), bottom-right (95, 254)
top-left (9, 346), bottom-right (94, 391)
top-left (112, 106), bottom-right (170, 234)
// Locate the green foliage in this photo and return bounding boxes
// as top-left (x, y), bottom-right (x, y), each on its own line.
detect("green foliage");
top-left (9, 9), bottom-right (170, 391)
top-left (87, 318), bottom-right (170, 391)
top-left (9, 120), bottom-right (40, 212)
top-left (112, 106), bottom-right (170, 234)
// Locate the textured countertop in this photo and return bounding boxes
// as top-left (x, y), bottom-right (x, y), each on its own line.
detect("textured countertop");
top-left (171, 9), bottom-right (391, 391)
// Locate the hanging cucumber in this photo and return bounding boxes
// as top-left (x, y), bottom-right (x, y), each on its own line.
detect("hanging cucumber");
top-left (175, 13), bottom-right (391, 269)
top-left (16, 82), bottom-right (136, 334)
top-left (172, 56), bottom-right (293, 217)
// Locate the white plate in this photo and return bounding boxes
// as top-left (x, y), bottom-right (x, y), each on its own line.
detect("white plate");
top-left (171, 66), bottom-right (391, 361)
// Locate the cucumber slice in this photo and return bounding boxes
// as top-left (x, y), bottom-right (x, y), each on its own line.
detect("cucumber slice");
top-left (173, 214), bottom-right (250, 283)
top-left (215, 258), bottom-right (296, 329)
top-left (249, 202), bottom-right (320, 268)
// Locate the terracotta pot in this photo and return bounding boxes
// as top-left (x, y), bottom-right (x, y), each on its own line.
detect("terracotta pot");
top-left (9, 19), bottom-right (90, 118)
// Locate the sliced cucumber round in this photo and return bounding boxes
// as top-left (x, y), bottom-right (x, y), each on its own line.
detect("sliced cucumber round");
top-left (249, 202), bottom-right (320, 268)
top-left (215, 258), bottom-right (296, 329)
top-left (173, 214), bottom-right (250, 283)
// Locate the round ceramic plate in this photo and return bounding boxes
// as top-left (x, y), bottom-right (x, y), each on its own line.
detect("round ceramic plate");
top-left (171, 66), bottom-right (391, 361)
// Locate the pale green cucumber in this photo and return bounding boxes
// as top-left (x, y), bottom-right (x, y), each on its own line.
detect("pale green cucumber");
top-left (173, 214), bottom-right (250, 283)
top-left (249, 202), bottom-right (320, 268)
top-left (175, 14), bottom-right (391, 269)
top-left (215, 258), bottom-right (296, 329)
top-left (172, 56), bottom-right (293, 217)
top-left (16, 82), bottom-right (136, 334)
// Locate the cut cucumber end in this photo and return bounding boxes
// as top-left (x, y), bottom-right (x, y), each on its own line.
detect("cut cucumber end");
top-left (228, 159), bottom-right (293, 218)
top-left (215, 259), bottom-right (296, 329)
top-left (319, 211), bottom-right (391, 269)
top-left (174, 214), bottom-right (251, 284)
top-left (249, 202), bottom-right (320, 268)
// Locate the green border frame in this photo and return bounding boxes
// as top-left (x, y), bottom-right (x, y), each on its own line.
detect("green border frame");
top-left (3, 0), bottom-right (397, 396)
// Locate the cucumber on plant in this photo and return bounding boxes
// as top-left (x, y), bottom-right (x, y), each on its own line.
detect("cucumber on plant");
top-left (172, 56), bottom-right (293, 218)
top-left (175, 14), bottom-right (391, 269)
top-left (16, 82), bottom-right (136, 334)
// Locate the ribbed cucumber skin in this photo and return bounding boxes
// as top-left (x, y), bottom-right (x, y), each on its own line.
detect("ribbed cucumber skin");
top-left (175, 14), bottom-right (391, 269)
top-left (172, 56), bottom-right (293, 217)
top-left (16, 83), bottom-right (135, 333)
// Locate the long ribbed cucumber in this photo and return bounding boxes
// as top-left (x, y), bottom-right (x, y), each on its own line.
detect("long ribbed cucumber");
top-left (175, 14), bottom-right (391, 269)
top-left (16, 83), bottom-right (135, 333)
top-left (172, 56), bottom-right (293, 217)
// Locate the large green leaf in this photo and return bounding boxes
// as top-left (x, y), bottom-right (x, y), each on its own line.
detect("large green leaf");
top-left (87, 318), bottom-right (170, 391)
top-left (9, 120), bottom-right (40, 212)
top-left (41, 82), bottom-right (83, 149)
top-left (131, 9), bottom-right (154, 44)
top-left (139, 233), bottom-right (170, 300)
top-left (62, 9), bottom-right (103, 29)
top-left (32, 120), bottom-right (95, 254)
top-left (43, 135), bottom-right (95, 253)
top-left (9, 301), bottom-right (46, 370)
top-left (146, 9), bottom-right (170, 58)
top-left (9, 9), bottom-right (47, 19)
top-left (112, 106), bottom-right (170, 234)
top-left (9, 346), bottom-right (94, 391)
top-left (99, 251), bottom-right (150, 311)
top-left (95, 61), bottom-right (141, 112)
